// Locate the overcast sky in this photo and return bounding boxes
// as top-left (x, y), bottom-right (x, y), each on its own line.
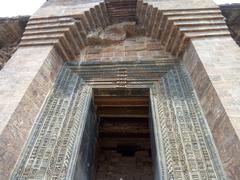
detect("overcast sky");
top-left (0, 0), bottom-right (240, 17)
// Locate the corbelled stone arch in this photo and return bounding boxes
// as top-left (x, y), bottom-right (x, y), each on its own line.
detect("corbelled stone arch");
top-left (19, 0), bottom-right (230, 61)
top-left (19, 0), bottom-right (146, 61)
top-left (20, 2), bottom-right (111, 61)
top-left (136, 0), bottom-right (230, 56)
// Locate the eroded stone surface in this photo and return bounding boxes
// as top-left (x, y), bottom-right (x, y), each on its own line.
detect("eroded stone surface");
top-left (87, 22), bottom-right (143, 45)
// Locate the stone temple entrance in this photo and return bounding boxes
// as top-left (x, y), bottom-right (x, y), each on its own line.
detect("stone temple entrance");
top-left (93, 89), bottom-right (153, 179)
top-left (11, 57), bottom-right (226, 179)
top-left (2, 0), bottom-right (240, 178)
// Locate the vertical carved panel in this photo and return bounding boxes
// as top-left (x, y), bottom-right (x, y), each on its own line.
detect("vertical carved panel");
top-left (151, 65), bottom-right (226, 179)
top-left (11, 65), bottom-right (93, 179)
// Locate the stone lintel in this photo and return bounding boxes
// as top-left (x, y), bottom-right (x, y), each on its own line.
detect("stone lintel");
top-left (0, 46), bottom-right (63, 179)
top-left (183, 37), bottom-right (240, 179)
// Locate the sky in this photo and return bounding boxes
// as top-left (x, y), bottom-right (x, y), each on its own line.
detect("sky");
top-left (0, 0), bottom-right (240, 17)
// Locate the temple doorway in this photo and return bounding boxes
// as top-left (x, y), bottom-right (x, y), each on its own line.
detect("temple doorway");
top-left (92, 88), bottom-right (154, 179)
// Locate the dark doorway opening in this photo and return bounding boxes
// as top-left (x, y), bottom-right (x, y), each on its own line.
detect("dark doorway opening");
top-left (93, 88), bottom-right (153, 180)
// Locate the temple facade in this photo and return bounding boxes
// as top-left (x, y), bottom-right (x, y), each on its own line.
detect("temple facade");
top-left (0, 0), bottom-right (240, 179)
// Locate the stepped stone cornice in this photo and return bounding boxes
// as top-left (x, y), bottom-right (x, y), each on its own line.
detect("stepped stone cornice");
top-left (18, 0), bottom-right (230, 61)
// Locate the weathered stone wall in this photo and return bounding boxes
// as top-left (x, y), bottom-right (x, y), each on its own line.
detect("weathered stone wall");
top-left (220, 4), bottom-right (240, 46)
top-left (0, 16), bottom-right (29, 69)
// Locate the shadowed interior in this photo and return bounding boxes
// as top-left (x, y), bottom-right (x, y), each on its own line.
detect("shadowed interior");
top-left (93, 88), bottom-right (153, 179)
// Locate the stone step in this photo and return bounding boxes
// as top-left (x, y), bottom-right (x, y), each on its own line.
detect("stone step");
top-left (169, 32), bottom-right (186, 56)
top-left (84, 11), bottom-right (97, 32)
top-left (90, 7), bottom-right (102, 29)
top-left (75, 70), bottom-right (171, 75)
top-left (138, 3), bottom-right (148, 24)
top-left (95, 5), bottom-right (107, 28)
top-left (146, 7), bottom-right (158, 36)
top-left (25, 22), bottom-right (75, 30)
top-left (74, 15), bottom-right (91, 34)
top-left (24, 28), bottom-right (70, 35)
top-left (70, 60), bottom-right (177, 69)
top-left (27, 17), bottom-right (73, 26)
top-left (173, 36), bottom-right (189, 57)
top-left (169, 30), bottom-right (230, 57)
top-left (20, 38), bottom-right (58, 46)
top-left (24, 24), bottom-right (85, 49)
top-left (100, 2), bottom-right (111, 25)
top-left (29, 15), bottom-right (72, 21)
top-left (174, 19), bottom-right (225, 26)
top-left (162, 9), bottom-right (221, 16)
top-left (105, 0), bottom-right (137, 23)
top-left (107, 3), bottom-right (137, 9)
top-left (73, 20), bottom-right (87, 35)
top-left (28, 22), bottom-right (86, 47)
top-left (185, 29), bottom-right (231, 38)
top-left (143, 5), bottom-right (153, 29)
top-left (158, 19), bottom-right (174, 43)
top-left (135, 3), bottom-right (230, 58)
top-left (160, 17), bottom-right (226, 47)
top-left (69, 24), bottom-right (87, 48)
top-left (72, 21), bottom-right (88, 46)
top-left (165, 11), bottom-right (222, 18)
top-left (29, 14), bottom-right (92, 36)
top-left (22, 33), bottom-right (64, 40)
top-left (107, 9), bottom-right (136, 16)
top-left (23, 24), bottom-right (86, 51)
top-left (136, 0), bottom-right (143, 18)
top-left (165, 30), bottom-right (182, 53)
top-left (179, 24), bottom-right (228, 31)
top-left (72, 63), bottom-right (175, 68)
top-left (19, 38), bottom-right (75, 60)
top-left (161, 24), bottom-right (177, 46)
top-left (150, 10), bottom-right (162, 39)
top-left (181, 27), bottom-right (229, 33)
top-left (168, 14), bottom-right (224, 21)
top-left (21, 35), bottom-right (76, 60)
top-left (166, 28), bottom-right (230, 55)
